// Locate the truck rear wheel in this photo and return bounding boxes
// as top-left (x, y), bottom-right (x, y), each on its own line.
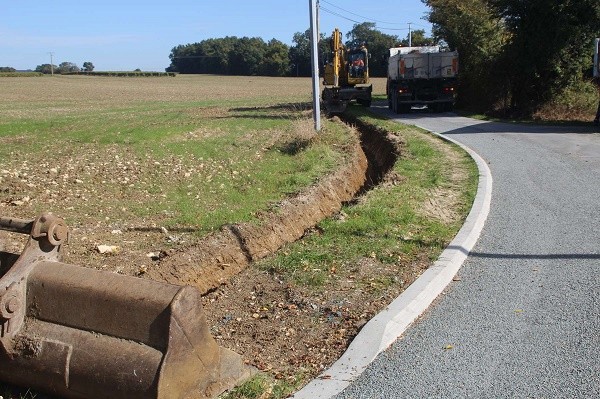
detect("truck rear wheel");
top-left (357, 98), bottom-right (372, 107)
top-left (431, 103), bottom-right (443, 113)
top-left (391, 92), bottom-right (398, 113)
top-left (399, 103), bottom-right (411, 114)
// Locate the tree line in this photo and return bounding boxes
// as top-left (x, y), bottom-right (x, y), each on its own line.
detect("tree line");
top-left (34, 61), bottom-right (95, 74)
top-left (424, 0), bottom-right (600, 116)
top-left (166, 23), bottom-right (430, 78)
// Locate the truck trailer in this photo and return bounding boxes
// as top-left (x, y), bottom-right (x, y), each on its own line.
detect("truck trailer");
top-left (387, 46), bottom-right (458, 113)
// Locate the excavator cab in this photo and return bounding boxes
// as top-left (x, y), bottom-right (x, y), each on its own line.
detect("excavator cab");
top-left (347, 48), bottom-right (369, 82)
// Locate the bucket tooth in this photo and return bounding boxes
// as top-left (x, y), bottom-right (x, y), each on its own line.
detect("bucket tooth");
top-left (0, 213), bottom-right (254, 398)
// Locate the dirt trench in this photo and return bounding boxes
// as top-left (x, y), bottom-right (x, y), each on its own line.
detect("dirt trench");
top-left (146, 119), bottom-right (401, 294)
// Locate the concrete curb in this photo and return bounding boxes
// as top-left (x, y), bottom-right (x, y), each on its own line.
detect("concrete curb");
top-left (291, 121), bottom-right (493, 399)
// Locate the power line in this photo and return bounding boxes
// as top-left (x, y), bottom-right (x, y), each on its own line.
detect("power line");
top-left (320, 0), bottom-right (401, 25)
top-left (320, 0), bottom-right (428, 30)
top-left (319, 3), bottom-right (429, 33)
top-left (320, 7), bottom-right (410, 31)
top-left (319, 6), bottom-right (362, 25)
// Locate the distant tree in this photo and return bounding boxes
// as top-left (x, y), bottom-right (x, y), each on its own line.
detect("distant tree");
top-left (35, 64), bottom-right (58, 74)
top-left (228, 37), bottom-right (268, 76)
top-left (0, 67), bottom-right (16, 72)
top-left (82, 62), bottom-right (94, 72)
top-left (399, 29), bottom-right (437, 47)
top-left (289, 30), bottom-right (312, 77)
top-left (168, 37), bottom-right (241, 74)
top-left (134, 68), bottom-right (142, 72)
top-left (259, 39), bottom-right (291, 76)
top-left (288, 29), bottom-right (328, 77)
top-left (168, 36), bottom-right (291, 76)
top-left (57, 62), bottom-right (80, 74)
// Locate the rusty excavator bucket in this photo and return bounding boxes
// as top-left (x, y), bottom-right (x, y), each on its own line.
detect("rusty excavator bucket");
top-left (0, 213), bottom-right (253, 399)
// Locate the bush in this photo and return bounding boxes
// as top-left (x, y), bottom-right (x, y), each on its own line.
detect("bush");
top-left (0, 72), bottom-right (44, 77)
top-left (533, 80), bottom-right (599, 122)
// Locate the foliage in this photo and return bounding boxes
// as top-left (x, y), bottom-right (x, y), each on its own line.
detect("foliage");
top-left (424, 0), bottom-right (507, 110)
top-left (398, 29), bottom-right (437, 47)
top-left (167, 26), bottom-right (434, 78)
top-left (260, 39), bottom-right (291, 76)
top-left (532, 79), bottom-right (599, 122)
top-left (423, 0), bottom-right (600, 116)
top-left (57, 62), bottom-right (80, 74)
top-left (167, 36), bottom-right (291, 76)
top-left (35, 63), bottom-right (58, 74)
top-left (82, 61), bottom-right (94, 72)
top-left (288, 29), bottom-right (329, 77)
top-left (490, 0), bottom-right (600, 114)
top-left (0, 66), bottom-right (16, 72)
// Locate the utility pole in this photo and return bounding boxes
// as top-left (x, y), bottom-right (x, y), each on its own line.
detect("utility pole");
top-left (309, 0), bottom-right (321, 132)
top-left (48, 52), bottom-right (54, 76)
top-left (408, 23), bottom-right (412, 47)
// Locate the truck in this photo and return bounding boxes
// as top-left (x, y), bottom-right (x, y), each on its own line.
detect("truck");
top-left (386, 46), bottom-right (459, 113)
top-left (322, 28), bottom-right (372, 113)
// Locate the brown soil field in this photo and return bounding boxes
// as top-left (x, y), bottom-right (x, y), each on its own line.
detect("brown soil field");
top-left (0, 75), bottom-right (468, 399)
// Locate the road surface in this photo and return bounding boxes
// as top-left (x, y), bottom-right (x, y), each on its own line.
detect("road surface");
top-left (335, 109), bottom-right (600, 398)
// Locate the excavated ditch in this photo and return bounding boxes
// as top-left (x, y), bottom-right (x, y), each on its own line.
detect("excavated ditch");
top-left (147, 118), bottom-right (401, 294)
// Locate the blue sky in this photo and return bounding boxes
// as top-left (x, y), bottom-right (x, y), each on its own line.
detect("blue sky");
top-left (1, 1), bottom-right (432, 72)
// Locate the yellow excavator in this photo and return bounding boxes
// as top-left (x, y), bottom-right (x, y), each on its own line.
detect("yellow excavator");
top-left (322, 28), bottom-right (373, 113)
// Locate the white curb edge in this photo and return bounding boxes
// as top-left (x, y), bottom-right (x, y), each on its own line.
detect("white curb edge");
top-left (291, 123), bottom-right (493, 399)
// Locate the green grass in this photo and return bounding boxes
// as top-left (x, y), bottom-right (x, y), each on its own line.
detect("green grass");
top-left (0, 76), bottom-right (353, 234)
top-left (0, 76), bottom-right (479, 399)
top-left (259, 105), bottom-right (479, 290)
top-left (220, 372), bottom-right (303, 399)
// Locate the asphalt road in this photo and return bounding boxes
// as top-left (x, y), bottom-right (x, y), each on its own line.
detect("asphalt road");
top-left (335, 108), bottom-right (600, 398)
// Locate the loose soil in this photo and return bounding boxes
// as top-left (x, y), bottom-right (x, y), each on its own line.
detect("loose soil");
top-left (0, 76), bottom-right (468, 398)
top-left (200, 118), bottom-right (469, 394)
top-left (0, 114), bottom-right (469, 398)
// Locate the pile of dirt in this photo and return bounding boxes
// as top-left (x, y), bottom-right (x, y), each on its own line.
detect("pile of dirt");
top-left (146, 140), bottom-right (368, 294)
top-left (0, 120), bottom-right (406, 397)
top-left (191, 123), bottom-right (408, 388)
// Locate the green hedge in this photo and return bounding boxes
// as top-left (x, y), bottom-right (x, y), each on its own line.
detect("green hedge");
top-left (0, 72), bottom-right (44, 77)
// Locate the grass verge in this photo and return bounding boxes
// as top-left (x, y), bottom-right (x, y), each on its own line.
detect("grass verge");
top-left (217, 104), bottom-right (479, 398)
